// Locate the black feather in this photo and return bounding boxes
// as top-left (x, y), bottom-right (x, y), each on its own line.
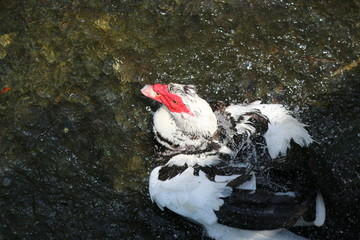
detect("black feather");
top-left (158, 164), bottom-right (188, 181)
top-left (217, 188), bottom-right (308, 230)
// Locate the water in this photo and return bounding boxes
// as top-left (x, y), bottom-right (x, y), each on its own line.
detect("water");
top-left (0, 0), bottom-right (359, 239)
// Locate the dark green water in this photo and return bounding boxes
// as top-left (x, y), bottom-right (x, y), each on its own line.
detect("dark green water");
top-left (0, 0), bottom-right (359, 239)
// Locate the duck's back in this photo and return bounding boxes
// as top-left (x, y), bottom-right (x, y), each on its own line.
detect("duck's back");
top-left (213, 101), bottom-right (313, 160)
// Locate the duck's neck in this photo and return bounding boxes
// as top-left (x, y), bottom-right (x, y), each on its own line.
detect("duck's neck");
top-left (154, 100), bottom-right (217, 148)
top-left (171, 98), bottom-right (218, 139)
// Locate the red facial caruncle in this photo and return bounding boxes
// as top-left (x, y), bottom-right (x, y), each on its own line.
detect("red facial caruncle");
top-left (141, 84), bottom-right (193, 116)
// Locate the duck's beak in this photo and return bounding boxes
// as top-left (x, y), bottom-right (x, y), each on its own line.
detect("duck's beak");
top-left (141, 85), bottom-right (160, 102)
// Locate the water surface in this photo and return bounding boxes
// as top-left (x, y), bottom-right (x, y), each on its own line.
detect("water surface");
top-left (0, 1), bottom-right (359, 239)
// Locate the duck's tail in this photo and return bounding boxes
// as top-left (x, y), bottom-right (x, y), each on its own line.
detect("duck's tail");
top-left (294, 191), bottom-right (326, 227)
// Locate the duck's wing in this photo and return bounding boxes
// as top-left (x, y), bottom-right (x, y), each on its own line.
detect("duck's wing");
top-left (149, 164), bottom-right (232, 226)
top-left (216, 143), bottom-right (326, 230)
top-left (217, 188), bottom-right (308, 230)
top-left (217, 186), bottom-right (325, 230)
top-left (149, 153), bottom-right (325, 231)
top-left (224, 101), bottom-right (313, 160)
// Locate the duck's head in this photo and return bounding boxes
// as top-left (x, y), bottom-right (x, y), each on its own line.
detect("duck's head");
top-left (141, 83), bottom-right (217, 138)
top-left (141, 83), bottom-right (195, 116)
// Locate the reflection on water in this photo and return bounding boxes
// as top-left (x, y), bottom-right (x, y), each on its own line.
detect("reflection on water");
top-left (0, 0), bottom-right (359, 239)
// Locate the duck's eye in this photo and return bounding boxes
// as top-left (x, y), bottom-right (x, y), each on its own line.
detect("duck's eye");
top-left (172, 100), bottom-right (178, 104)
top-left (155, 92), bottom-right (160, 96)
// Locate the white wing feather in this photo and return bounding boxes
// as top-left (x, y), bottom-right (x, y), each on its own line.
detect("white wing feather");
top-left (149, 166), bottom-right (232, 225)
top-left (226, 101), bottom-right (313, 159)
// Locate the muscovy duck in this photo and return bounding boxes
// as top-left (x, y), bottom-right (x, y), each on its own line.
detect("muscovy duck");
top-left (141, 83), bottom-right (326, 240)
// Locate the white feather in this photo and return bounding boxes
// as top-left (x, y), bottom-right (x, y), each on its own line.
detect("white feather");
top-left (167, 153), bottom-right (220, 167)
top-left (225, 104), bottom-right (258, 135)
top-left (314, 191), bottom-right (326, 226)
top-left (226, 101), bottom-right (313, 159)
top-left (294, 192), bottom-right (326, 227)
top-left (149, 166), bottom-right (232, 225)
top-left (153, 106), bottom-right (212, 149)
top-left (153, 107), bottom-right (177, 142)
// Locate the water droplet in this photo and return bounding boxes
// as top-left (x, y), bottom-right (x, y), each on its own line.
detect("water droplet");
top-left (3, 177), bottom-right (11, 186)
